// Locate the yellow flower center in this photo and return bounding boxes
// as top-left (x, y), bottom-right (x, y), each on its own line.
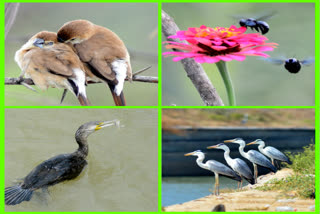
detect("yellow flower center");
top-left (195, 29), bottom-right (210, 37)
top-left (214, 27), bottom-right (239, 37)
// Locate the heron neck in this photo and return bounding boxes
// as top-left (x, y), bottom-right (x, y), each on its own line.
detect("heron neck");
top-left (238, 144), bottom-right (249, 159)
top-left (196, 154), bottom-right (208, 170)
top-left (222, 147), bottom-right (233, 166)
top-left (258, 143), bottom-right (265, 153)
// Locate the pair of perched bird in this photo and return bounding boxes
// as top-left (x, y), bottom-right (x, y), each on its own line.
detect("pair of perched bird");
top-left (15, 19), bottom-right (132, 106)
top-left (185, 138), bottom-right (291, 195)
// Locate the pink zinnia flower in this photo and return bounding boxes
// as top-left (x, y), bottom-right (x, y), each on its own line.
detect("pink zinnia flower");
top-left (163, 25), bottom-right (278, 63)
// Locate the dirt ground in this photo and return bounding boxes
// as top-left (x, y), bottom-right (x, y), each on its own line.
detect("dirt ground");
top-left (163, 169), bottom-right (315, 212)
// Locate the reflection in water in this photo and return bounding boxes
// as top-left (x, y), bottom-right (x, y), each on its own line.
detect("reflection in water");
top-left (5, 109), bottom-right (158, 211)
top-left (162, 176), bottom-right (249, 207)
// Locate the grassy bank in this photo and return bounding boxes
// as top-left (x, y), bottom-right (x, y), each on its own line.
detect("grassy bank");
top-left (256, 144), bottom-right (315, 198)
top-left (162, 109), bottom-right (315, 131)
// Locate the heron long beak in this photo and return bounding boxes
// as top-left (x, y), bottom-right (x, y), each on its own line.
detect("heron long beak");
top-left (207, 145), bottom-right (218, 149)
top-left (95, 120), bottom-right (120, 130)
top-left (184, 152), bottom-right (195, 156)
top-left (247, 140), bottom-right (257, 146)
top-left (224, 139), bottom-right (235, 143)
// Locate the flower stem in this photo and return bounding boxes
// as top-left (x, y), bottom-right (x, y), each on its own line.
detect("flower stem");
top-left (216, 61), bottom-right (236, 106)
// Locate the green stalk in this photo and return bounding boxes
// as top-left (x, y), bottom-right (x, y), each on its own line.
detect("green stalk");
top-left (215, 61), bottom-right (236, 106)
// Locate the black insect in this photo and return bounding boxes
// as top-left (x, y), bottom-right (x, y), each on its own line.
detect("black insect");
top-left (236, 12), bottom-right (275, 35)
top-left (264, 57), bottom-right (315, 74)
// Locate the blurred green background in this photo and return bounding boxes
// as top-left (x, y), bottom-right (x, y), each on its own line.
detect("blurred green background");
top-left (162, 3), bottom-right (315, 106)
top-left (5, 3), bottom-right (158, 106)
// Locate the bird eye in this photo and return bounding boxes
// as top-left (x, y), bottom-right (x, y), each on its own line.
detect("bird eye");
top-left (71, 38), bottom-right (76, 41)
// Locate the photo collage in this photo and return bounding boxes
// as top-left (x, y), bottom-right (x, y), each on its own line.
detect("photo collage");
top-left (4, 2), bottom-right (317, 212)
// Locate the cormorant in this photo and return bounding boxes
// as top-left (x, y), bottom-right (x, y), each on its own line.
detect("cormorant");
top-left (5, 120), bottom-right (118, 205)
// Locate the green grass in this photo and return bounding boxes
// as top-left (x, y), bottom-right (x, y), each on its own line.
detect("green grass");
top-left (256, 144), bottom-right (315, 199)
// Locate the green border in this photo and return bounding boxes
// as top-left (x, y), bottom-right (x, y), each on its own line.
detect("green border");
top-left (3, 0), bottom-right (319, 213)
top-left (315, 0), bottom-right (319, 213)
top-left (1, 1), bottom-right (4, 213)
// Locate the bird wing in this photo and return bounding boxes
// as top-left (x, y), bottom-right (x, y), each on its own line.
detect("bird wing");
top-left (22, 154), bottom-right (74, 189)
top-left (233, 158), bottom-right (253, 179)
top-left (89, 58), bottom-right (115, 81)
top-left (264, 146), bottom-right (290, 162)
top-left (43, 44), bottom-right (82, 77)
top-left (247, 150), bottom-right (275, 170)
top-left (73, 33), bottom-right (117, 81)
top-left (25, 47), bottom-right (73, 78)
top-left (207, 160), bottom-right (241, 181)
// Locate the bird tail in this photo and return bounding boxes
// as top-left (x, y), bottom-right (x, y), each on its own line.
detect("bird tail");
top-left (269, 163), bottom-right (277, 173)
top-left (77, 94), bottom-right (91, 106)
top-left (5, 185), bottom-right (33, 205)
top-left (247, 176), bottom-right (255, 185)
top-left (286, 158), bottom-right (292, 165)
top-left (107, 83), bottom-right (126, 106)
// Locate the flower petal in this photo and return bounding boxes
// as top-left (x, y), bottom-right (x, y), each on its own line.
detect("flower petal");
top-left (163, 24), bottom-right (278, 63)
top-left (202, 56), bottom-right (221, 63)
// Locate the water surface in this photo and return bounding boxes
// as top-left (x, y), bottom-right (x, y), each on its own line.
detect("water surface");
top-left (162, 176), bottom-right (249, 207)
top-left (5, 109), bottom-right (158, 211)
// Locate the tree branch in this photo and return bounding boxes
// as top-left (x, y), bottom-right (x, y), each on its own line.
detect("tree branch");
top-left (161, 10), bottom-right (224, 106)
top-left (5, 66), bottom-right (157, 86)
top-left (5, 75), bottom-right (158, 86)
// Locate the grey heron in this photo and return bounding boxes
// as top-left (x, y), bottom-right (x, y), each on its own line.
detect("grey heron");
top-left (207, 143), bottom-right (255, 188)
top-left (224, 138), bottom-right (277, 183)
top-left (184, 150), bottom-right (241, 195)
top-left (247, 139), bottom-right (292, 167)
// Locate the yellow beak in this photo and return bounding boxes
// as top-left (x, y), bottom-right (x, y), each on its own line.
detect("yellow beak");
top-left (95, 120), bottom-right (118, 131)
top-left (224, 139), bottom-right (235, 143)
top-left (184, 152), bottom-right (195, 156)
top-left (246, 141), bottom-right (256, 146)
top-left (207, 145), bottom-right (218, 149)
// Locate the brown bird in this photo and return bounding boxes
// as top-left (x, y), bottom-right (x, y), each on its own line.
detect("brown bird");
top-left (57, 20), bottom-right (132, 106)
top-left (15, 31), bottom-right (90, 106)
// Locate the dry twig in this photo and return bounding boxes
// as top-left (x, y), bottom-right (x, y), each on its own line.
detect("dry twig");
top-left (5, 66), bottom-right (157, 85)
top-left (162, 10), bottom-right (224, 106)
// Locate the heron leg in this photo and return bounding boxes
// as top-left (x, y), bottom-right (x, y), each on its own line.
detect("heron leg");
top-left (217, 174), bottom-right (220, 195)
top-left (237, 182), bottom-right (240, 190)
top-left (240, 179), bottom-right (243, 189)
top-left (253, 163), bottom-right (258, 184)
top-left (272, 158), bottom-right (274, 166)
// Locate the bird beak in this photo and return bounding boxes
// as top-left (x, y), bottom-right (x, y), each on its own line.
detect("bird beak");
top-left (33, 38), bottom-right (45, 48)
top-left (224, 139), bottom-right (235, 143)
top-left (246, 141), bottom-right (256, 146)
top-left (207, 145), bottom-right (218, 149)
top-left (95, 120), bottom-right (120, 131)
top-left (184, 152), bottom-right (195, 156)
top-left (57, 36), bottom-right (65, 43)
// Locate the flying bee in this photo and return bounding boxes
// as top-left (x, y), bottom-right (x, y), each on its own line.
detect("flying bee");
top-left (264, 57), bottom-right (315, 74)
top-left (235, 12), bottom-right (276, 35)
